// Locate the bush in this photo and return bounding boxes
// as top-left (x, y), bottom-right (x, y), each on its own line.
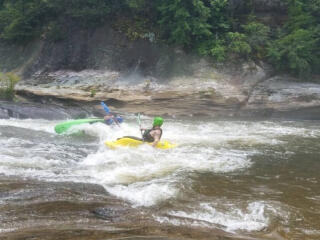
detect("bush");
top-left (242, 21), bottom-right (270, 59)
top-left (267, 0), bottom-right (320, 77)
top-left (267, 28), bottom-right (319, 77)
top-left (0, 72), bottom-right (20, 100)
top-left (226, 32), bottom-right (251, 58)
top-left (156, 0), bottom-right (229, 49)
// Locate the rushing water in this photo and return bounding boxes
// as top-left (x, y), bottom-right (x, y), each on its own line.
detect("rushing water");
top-left (0, 115), bottom-right (320, 240)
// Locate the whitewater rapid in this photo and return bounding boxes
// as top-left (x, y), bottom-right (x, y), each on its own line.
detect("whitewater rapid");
top-left (1, 116), bottom-right (320, 237)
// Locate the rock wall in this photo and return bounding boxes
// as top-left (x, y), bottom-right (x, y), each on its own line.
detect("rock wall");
top-left (0, 24), bottom-right (196, 82)
top-left (1, 23), bottom-right (320, 120)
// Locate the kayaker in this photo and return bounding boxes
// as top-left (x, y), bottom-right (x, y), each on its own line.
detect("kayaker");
top-left (104, 112), bottom-right (123, 126)
top-left (140, 117), bottom-right (163, 147)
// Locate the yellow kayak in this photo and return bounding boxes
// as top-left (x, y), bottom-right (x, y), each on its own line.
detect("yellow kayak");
top-left (105, 137), bottom-right (177, 149)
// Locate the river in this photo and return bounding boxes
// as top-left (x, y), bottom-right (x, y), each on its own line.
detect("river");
top-left (0, 115), bottom-right (319, 240)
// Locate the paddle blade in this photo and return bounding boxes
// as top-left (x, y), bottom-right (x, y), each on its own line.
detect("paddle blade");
top-left (100, 102), bottom-right (110, 113)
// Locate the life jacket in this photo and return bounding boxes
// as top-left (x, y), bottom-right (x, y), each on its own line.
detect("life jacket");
top-left (104, 118), bottom-right (113, 125)
top-left (143, 127), bottom-right (162, 142)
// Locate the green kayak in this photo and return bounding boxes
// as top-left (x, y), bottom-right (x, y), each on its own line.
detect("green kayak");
top-left (54, 118), bottom-right (104, 134)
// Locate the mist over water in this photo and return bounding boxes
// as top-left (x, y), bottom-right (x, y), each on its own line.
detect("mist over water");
top-left (0, 116), bottom-right (320, 239)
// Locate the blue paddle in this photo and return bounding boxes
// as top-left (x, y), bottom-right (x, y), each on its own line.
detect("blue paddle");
top-left (101, 101), bottom-right (121, 127)
top-left (100, 101), bottom-right (110, 113)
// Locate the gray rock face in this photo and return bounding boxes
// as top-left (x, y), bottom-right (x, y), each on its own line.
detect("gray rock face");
top-left (0, 100), bottom-right (95, 120)
top-left (0, 25), bottom-right (196, 83)
top-left (1, 24), bottom-right (320, 120)
top-left (11, 63), bottom-right (320, 120)
top-left (243, 76), bottom-right (320, 119)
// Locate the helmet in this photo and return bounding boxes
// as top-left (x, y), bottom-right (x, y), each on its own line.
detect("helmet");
top-left (153, 117), bottom-right (164, 126)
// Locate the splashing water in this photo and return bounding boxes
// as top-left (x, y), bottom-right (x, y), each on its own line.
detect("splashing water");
top-left (0, 116), bottom-right (320, 239)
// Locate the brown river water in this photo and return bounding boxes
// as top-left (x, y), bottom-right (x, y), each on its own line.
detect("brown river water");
top-left (0, 116), bottom-right (319, 240)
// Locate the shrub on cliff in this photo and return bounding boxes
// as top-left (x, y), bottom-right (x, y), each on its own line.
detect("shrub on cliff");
top-left (156, 0), bottom-right (229, 51)
top-left (267, 0), bottom-right (320, 77)
top-left (0, 72), bottom-right (20, 100)
top-left (0, 0), bottom-right (116, 42)
top-left (268, 28), bottom-right (319, 77)
top-left (242, 21), bottom-right (270, 60)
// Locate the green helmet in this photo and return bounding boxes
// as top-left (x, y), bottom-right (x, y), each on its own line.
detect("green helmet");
top-left (153, 117), bottom-right (164, 126)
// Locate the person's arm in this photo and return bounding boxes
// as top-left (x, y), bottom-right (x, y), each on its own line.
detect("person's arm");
top-left (151, 130), bottom-right (161, 147)
top-left (112, 116), bottom-right (120, 126)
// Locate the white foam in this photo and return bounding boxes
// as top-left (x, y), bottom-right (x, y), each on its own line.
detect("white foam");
top-left (106, 180), bottom-right (178, 207)
top-left (77, 136), bottom-right (253, 206)
top-left (156, 201), bottom-right (283, 232)
top-left (0, 118), bottom-right (57, 133)
top-left (1, 118), bottom-right (320, 213)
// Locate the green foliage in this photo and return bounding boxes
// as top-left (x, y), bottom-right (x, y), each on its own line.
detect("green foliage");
top-left (267, 0), bottom-right (320, 77)
top-left (285, 0), bottom-right (316, 32)
top-left (0, 0), bottom-right (318, 77)
top-left (0, 72), bottom-right (20, 100)
top-left (155, 0), bottom-right (230, 64)
top-left (209, 40), bottom-right (227, 62)
top-left (242, 21), bottom-right (270, 59)
top-left (0, 0), bottom-right (113, 42)
top-left (156, 0), bottom-right (228, 48)
top-left (90, 88), bottom-right (96, 97)
top-left (0, 0), bottom-right (52, 43)
top-left (208, 0), bottom-right (230, 32)
top-left (226, 32), bottom-right (251, 58)
top-left (196, 38), bottom-right (226, 62)
top-left (267, 28), bottom-right (319, 76)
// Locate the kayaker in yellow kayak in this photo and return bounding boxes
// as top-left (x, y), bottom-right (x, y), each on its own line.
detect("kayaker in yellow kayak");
top-left (105, 116), bottom-right (176, 149)
top-left (140, 117), bottom-right (163, 147)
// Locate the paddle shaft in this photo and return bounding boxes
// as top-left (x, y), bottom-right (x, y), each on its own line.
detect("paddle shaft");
top-left (138, 113), bottom-right (143, 138)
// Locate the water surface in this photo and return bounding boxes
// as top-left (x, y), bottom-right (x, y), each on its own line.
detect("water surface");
top-left (0, 117), bottom-right (319, 239)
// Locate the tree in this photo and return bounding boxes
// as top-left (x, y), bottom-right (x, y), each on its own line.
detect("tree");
top-left (267, 28), bottom-right (319, 76)
top-left (157, 0), bottom-right (212, 47)
top-left (267, 0), bottom-right (320, 77)
top-left (0, 72), bottom-right (20, 100)
top-left (242, 21), bottom-right (270, 59)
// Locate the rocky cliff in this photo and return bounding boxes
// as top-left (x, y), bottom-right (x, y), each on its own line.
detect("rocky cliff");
top-left (0, 23), bottom-right (320, 120)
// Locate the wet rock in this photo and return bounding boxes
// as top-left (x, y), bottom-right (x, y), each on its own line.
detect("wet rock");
top-left (0, 100), bottom-right (94, 120)
top-left (10, 67), bottom-right (320, 120)
top-left (0, 107), bottom-right (11, 119)
top-left (231, 76), bottom-right (320, 119)
top-left (92, 206), bottom-right (130, 222)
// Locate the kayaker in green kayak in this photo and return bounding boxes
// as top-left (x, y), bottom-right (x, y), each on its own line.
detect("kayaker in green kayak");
top-left (104, 112), bottom-right (123, 126)
top-left (140, 117), bottom-right (163, 147)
